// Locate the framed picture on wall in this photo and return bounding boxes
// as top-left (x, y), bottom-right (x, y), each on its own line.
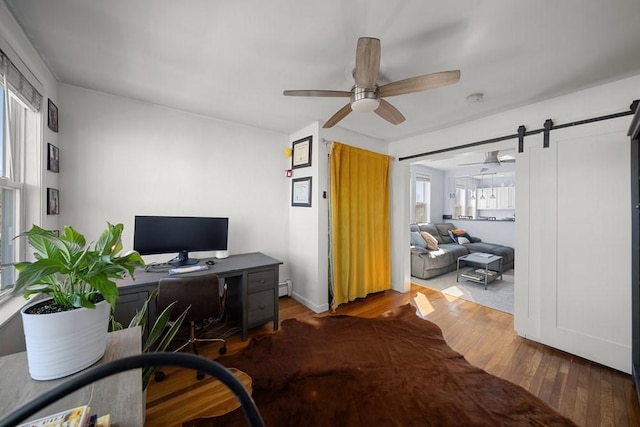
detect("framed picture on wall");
top-left (47, 143), bottom-right (59, 172)
top-left (291, 176), bottom-right (312, 207)
top-left (47, 188), bottom-right (59, 215)
top-left (47, 99), bottom-right (58, 133)
top-left (292, 136), bottom-right (312, 169)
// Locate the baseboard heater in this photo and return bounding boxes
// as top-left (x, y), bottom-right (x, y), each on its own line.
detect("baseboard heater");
top-left (278, 280), bottom-right (292, 297)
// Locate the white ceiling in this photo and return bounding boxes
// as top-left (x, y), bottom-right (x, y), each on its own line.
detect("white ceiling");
top-left (5, 0), bottom-right (640, 144)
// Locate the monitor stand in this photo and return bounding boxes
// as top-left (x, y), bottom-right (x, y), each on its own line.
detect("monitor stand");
top-left (168, 250), bottom-right (199, 266)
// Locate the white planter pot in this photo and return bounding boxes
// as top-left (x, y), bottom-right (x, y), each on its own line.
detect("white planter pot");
top-left (21, 298), bottom-right (111, 380)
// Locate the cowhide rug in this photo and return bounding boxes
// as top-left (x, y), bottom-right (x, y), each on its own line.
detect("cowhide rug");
top-left (183, 304), bottom-right (576, 426)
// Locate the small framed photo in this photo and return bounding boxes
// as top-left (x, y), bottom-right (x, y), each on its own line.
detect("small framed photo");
top-left (47, 188), bottom-right (59, 215)
top-left (47, 143), bottom-right (59, 173)
top-left (47, 99), bottom-right (59, 133)
top-left (292, 136), bottom-right (312, 169)
top-left (291, 176), bottom-right (312, 207)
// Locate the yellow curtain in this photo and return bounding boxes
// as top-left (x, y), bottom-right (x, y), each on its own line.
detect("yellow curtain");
top-left (330, 142), bottom-right (391, 310)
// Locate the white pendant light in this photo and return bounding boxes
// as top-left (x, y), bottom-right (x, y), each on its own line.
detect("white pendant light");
top-left (480, 175), bottom-right (486, 200)
top-left (490, 174), bottom-right (496, 200)
top-left (470, 176), bottom-right (475, 200)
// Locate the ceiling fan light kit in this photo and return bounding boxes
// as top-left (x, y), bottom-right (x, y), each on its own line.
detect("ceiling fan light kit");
top-left (283, 36), bottom-right (460, 128)
top-left (350, 86), bottom-right (380, 112)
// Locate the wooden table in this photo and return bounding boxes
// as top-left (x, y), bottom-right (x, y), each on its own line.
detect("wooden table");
top-left (0, 327), bottom-right (143, 426)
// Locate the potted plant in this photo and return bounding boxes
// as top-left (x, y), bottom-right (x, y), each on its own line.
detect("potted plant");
top-left (13, 223), bottom-right (145, 380)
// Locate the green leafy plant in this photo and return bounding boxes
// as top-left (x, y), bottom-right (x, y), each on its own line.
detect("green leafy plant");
top-left (13, 223), bottom-right (145, 310)
top-left (110, 288), bottom-right (189, 389)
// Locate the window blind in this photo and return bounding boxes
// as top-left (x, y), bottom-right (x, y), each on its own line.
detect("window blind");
top-left (0, 49), bottom-right (42, 112)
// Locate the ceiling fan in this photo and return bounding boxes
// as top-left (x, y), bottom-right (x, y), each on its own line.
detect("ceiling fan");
top-left (283, 37), bottom-right (461, 128)
top-left (459, 151), bottom-right (516, 172)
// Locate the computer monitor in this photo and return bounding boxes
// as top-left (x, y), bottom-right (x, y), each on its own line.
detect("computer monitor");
top-left (133, 216), bottom-right (229, 266)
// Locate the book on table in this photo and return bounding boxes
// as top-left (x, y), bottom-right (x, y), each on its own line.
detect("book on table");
top-left (475, 268), bottom-right (497, 276)
top-left (461, 269), bottom-right (498, 281)
top-left (461, 271), bottom-right (485, 281)
top-left (17, 405), bottom-right (91, 427)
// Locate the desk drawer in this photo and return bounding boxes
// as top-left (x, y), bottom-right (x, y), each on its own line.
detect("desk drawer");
top-left (247, 289), bottom-right (275, 325)
top-left (248, 269), bottom-right (276, 293)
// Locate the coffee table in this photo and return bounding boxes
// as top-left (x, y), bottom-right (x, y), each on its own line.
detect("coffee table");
top-left (456, 252), bottom-right (503, 290)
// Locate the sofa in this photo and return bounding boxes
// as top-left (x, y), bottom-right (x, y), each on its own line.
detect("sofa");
top-left (410, 222), bottom-right (514, 279)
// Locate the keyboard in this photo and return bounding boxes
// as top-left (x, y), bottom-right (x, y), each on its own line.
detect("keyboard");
top-left (168, 265), bottom-right (210, 275)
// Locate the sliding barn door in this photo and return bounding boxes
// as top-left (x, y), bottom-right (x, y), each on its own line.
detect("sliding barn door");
top-left (515, 118), bottom-right (632, 373)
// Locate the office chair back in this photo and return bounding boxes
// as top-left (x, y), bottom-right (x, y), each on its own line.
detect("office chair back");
top-left (157, 273), bottom-right (222, 323)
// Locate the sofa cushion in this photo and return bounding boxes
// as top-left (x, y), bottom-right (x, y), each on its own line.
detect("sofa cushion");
top-left (416, 248), bottom-right (454, 270)
top-left (435, 223), bottom-right (456, 243)
top-left (417, 223), bottom-right (442, 243)
top-left (438, 243), bottom-right (471, 260)
top-left (419, 231), bottom-right (439, 250)
top-left (410, 231), bottom-right (427, 249)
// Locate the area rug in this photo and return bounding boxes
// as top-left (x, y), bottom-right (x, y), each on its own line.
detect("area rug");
top-left (412, 269), bottom-right (514, 314)
top-left (182, 304), bottom-right (575, 426)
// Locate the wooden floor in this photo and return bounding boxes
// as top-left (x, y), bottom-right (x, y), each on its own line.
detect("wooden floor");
top-left (145, 285), bottom-right (640, 426)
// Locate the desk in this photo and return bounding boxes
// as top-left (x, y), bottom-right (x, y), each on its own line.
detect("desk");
top-left (0, 328), bottom-right (143, 426)
top-left (114, 252), bottom-right (282, 341)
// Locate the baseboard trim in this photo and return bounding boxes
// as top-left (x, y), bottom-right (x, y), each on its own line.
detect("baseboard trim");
top-left (290, 292), bottom-right (329, 314)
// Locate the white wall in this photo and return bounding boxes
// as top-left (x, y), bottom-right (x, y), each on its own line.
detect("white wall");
top-left (58, 84), bottom-right (291, 280)
top-left (286, 124), bottom-right (388, 313)
top-left (288, 122), bottom-right (324, 312)
top-left (389, 74), bottom-right (640, 372)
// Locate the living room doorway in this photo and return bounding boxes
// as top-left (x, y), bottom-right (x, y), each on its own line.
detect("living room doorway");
top-left (408, 145), bottom-right (517, 314)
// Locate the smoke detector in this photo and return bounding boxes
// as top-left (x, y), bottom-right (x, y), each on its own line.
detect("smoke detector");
top-left (466, 93), bottom-right (484, 103)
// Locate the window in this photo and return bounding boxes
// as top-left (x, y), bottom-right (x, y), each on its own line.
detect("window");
top-left (0, 50), bottom-right (42, 297)
top-left (452, 177), bottom-right (476, 218)
top-left (414, 173), bottom-right (431, 223)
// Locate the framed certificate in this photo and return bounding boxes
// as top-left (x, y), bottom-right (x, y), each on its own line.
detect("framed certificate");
top-left (291, 176), bottom-right (312, 207)
top-left (292, 136), bottom-right (312, 169)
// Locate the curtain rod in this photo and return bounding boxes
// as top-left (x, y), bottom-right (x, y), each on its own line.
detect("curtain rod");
top-left (398, 100), bottom-right (639, 162)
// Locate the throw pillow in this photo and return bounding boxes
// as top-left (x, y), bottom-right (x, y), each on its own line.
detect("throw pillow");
top-left (451, 229), bottom-right (467, 236)
top-left (410, 231), bottom-right (427, 249)
top-left (448, 229), bottom-right (472, 243)
top-left (419, 231), bottom-right (439, 250)
top-left (457, 236), bottom-right (470, 244)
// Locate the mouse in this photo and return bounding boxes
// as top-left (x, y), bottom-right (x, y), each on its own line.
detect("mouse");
top-left (206, 260), bottom-right (215, 265)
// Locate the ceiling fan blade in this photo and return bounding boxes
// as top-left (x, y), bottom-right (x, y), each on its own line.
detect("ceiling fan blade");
top-left (498, 159), bottom-right (516, 163)
top-left (283, 90), bottom-right (351, 97)
top-left (379, 70), bottom-right (461, 97)
top-left (323, 103), bottom-right (352, 128)
top-left (374, 99), bottom-right (405, 125)
top-left (458, 161), bottom-right (486, 167)
top-left (354, 37), bottom-right (380, 88)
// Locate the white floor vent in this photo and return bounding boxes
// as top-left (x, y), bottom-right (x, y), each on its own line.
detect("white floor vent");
top-left (278, 279), bottom-right (292, 297)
